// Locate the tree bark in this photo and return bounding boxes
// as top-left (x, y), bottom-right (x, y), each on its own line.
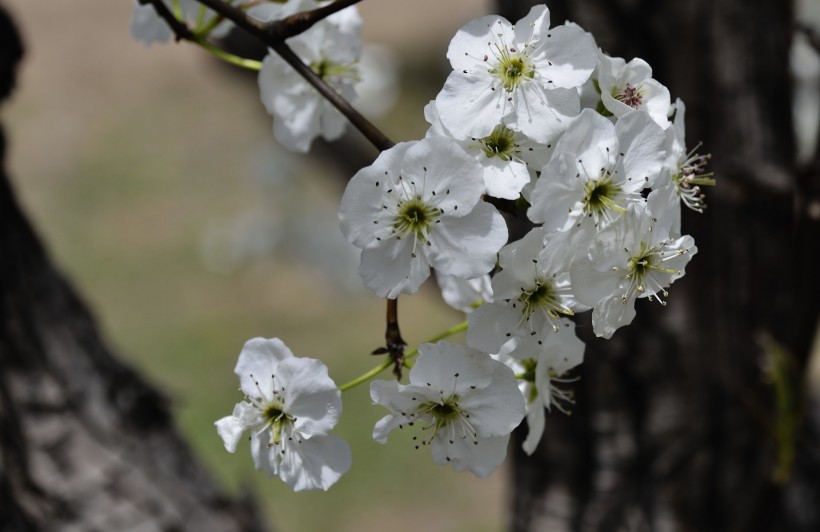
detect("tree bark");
top-left (497, 1), bottom-right (820, 531)
top-left (0, 7), bottom-right (268, 531)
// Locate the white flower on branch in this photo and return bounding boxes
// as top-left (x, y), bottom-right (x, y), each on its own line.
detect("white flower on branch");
top-left (434, 4), bottom-right (597, 143)
top-left (257, 0), bottom-right (362, 152)
top-left (492, 326), bottom-right (585, 455)
top-left (339, 138), bottom-right (508, 298)
top-left (215, 337), bottom-right (351, 492)
top-left (370, 342), bottom-right (525, 478)
top-left (570, 199), bottom-right (696, 339)
top-left (467, 227), bottom-right (586, 357)
top-left (596, 51), bottom-right (671, 128)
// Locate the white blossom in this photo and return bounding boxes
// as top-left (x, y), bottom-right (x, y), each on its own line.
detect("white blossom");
top-left (214, 338), bottom-right (351, 491)
top-left (424, 101), bottom-right (552, 200)
top-left (527, 109), bottom-right (666, 233)
top-left (339, 138), bottom-right (508, 298)
top-left (570, 202), bottom-right (696, 338)
top-left (492, 326), bottom-right (585, 454)
top-left (467, 228), bottom-right (585, 357)
top-left (370, 342), bottom-right (525, 478)
top-left (596, 52), bottom-right (671, 128)
top-left (257, 0), bottom-right (362, 152)
top-left (434, 4), bottom-right (597, 143)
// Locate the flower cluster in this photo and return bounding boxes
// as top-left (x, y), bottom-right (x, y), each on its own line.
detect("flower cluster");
top-left (134, 1), bottom-right (712, 491)
top-left (340, 3), bottom-right (709, 465)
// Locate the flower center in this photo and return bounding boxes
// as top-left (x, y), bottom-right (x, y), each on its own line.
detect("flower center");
top-left (623, 240), bottom-right (684, 304)
top-left (415, 394), bottom-right (478, 447)
top-left (310, 58), bottom-right (359, 86)
top-left (613, 83), bottom-right (645, 108)
top-left (480, 125), bottom-right (518, 161)
top-left (393, 197), bottom-right (439, 241)
top-left (263, 402), bottom-right (295, 445)
top-left (518, 278), bottom-right (574, 330)
top-left (489, 48), bottom-right (535, 93)
top-left (582, 174), bottom-right (625, 224)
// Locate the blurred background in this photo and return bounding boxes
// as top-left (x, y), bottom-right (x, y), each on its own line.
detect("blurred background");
top-left (1, 1), bottom-right (516, 531)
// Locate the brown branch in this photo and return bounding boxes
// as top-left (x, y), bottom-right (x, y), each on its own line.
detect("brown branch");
top-left (270, 0), bottom-right (364, 40)
top-left (194, 0), bottom-right (394, 152)
top-left (371, 298), bottom-right (406, 379)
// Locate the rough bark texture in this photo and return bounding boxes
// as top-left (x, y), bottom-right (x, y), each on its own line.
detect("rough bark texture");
top-left (0, 7), bottom-right (267, 531)
top-left (498, 1), bottom-right (820, 531)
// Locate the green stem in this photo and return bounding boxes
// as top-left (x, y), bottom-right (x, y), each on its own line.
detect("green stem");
top-left (339, 321), bottom-right (468, 392)
top-left (194, 38), bottom-right (262, 70)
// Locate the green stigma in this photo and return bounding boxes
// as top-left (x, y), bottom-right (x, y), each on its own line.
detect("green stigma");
top-left (519, 278), bottom-right (574, 324)
top-left (582, 174), bottom-right (625, 219)
top-left (480, 125), bottom-right (518, 161)
top-left (393, 197), bottom-right (440, 242)
top-left (489, 49), bottom-right (535, 93)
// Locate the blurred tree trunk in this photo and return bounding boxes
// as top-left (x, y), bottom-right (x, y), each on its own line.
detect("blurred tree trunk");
top-left (498, 1), bottom-right (820, 531)
top-left (0, 7), bottom-right (267, 531)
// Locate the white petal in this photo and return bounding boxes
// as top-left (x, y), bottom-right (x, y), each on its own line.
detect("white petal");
top-left (436, 71), bottom-right (506, 140)
top-left (466, 301), bottom-right (524, 355)
top-left (278, 435), bottom-right (352, 492)
top-left (359, 236), bottom-right (431, 298)
top-left (249, 430), bottom-right (279, 477)
top-left (409, 343), bottom-right (496, 395)
top-left (458, 359), bottom-right (526, 437)
top-left (278, 357), bottom-right (342, 437)
top-left (235, 337), bottom-right (294, 399)
top-left (616, 110), bottom-right (665, 187)
top-left (430, 433), bottom-right (510, 478)
top-left (592, 295), bottom-right (637, 339)
top-left (215, 412), bottom-right (246, 453)
top-left (536, 22), bottom-right (597, 89)
top-left (521, 403), bottom-right (545, 455)
top-left (428, 202), bottom-right (507, 279)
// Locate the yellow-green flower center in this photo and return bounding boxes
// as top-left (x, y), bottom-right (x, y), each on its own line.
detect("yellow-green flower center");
top-left (490, 49), bottom-right (535, 93)
top-left (582, 175), bottom-right (625, 219)
top-left (480, 125), bottom-right (518, 161)
top-left (393, 198), bottom-right (440, 241)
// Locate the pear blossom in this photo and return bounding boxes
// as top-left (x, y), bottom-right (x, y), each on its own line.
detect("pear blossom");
top-left (527, 109), bottom-right (666, 232)
top-left (493, 326), bottom-right (585, 454)
top-left (339, 138), bottom-right (508, 298)
top-left (596, 52), bottom-right (671, 128)
top-left (257, 0), bottom-right (362, 152)
top-left (570, 201), bottom-right (696, 338)
top-left (661, 99), bottom-right (715, 213)
top-left (214, 337), bottom-right (351, 491)
top-left (467, 228), bottom-right (585, 357)
top-left (424, 102), bottom-right (552, 200)
top-left (370, 342), bottom-right (525, 477)
top-left (434, 4), bottom-right (597, 143)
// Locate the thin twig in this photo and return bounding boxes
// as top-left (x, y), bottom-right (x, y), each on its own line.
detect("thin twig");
top-left (195, 0), bottom-right (394, 152)
top-left (138, 0), bottom-right (196, 41)
top-left (269, 0), bottom-right (364, 41)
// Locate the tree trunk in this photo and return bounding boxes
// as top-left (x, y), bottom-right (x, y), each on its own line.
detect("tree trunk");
top-left (0, 7), bottom-right (267, 531)
top-left (498, 1), bottom-right (820, 530)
